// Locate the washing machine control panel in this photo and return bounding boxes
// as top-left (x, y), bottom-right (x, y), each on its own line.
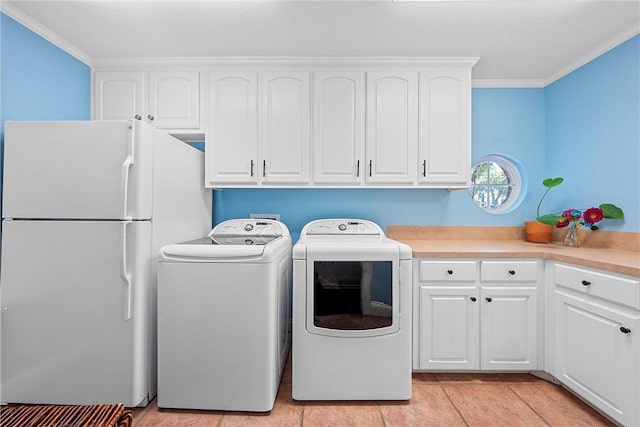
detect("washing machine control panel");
top-left (305, 219), bottom-right (383, 236)
top-left (210, 219), bottom-right (286, 237)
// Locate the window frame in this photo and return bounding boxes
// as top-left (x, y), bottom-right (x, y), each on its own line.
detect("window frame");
top-left (469, 154), bottom-right (527, 214)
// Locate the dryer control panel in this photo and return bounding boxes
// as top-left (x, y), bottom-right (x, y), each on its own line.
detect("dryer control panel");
top-left (304, 219), bottom-right (383, 236)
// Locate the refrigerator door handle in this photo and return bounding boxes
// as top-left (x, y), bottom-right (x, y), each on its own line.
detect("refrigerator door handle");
top-left (121, 127), bottom-right (135, 220)
top-left (120, 221), bottom-right (133, 321)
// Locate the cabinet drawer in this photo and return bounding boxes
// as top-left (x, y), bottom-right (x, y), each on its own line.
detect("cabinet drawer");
top-left (481, 261), bottom-right (538, 282)
top-left (554, 263), bottom-right (640, 310)
top-left (418, 260), bottom-right (477, 282)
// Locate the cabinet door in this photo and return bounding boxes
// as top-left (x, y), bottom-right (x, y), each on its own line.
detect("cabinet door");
top-left (480, 287), bottom-right (538, 370)
top-left (260, 72), bottom-right (310, 184)
top-left (366, 71), bottom-right (418, 184)
top-left (94, 71), bottom-right (145, 121)
top-left (418, 287), bottom-right (480, 370)
top-left (149, 71), bottom-right (200, 129)
top-left (418, 68), bottom-right (471, 186)
top-left (206, 72), bottom-right (258, 185)
top-left (312, 71), bottom-right (365, 184)
top-left (555, 291), bottom-right (638, 426)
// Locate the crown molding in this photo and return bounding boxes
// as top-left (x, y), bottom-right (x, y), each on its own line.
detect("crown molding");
top-left (91, 56), bottom-right (479, 69)
top-left (472, 79), bottom-right (545, 88)
top-left (1, 2), bottom-right (92, 66)
top-left (544, 25), bottom-right (639, 87)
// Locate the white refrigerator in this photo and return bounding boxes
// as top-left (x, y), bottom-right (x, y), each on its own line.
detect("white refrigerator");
top-left (0, 120), bottom-right (212, 406)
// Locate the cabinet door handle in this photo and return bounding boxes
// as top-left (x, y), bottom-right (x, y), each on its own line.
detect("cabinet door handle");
top-left (263, 160), bottom-right (266, 178)
top-left (470, 297), bottom-right (477, 302)
top-left (134, 115), bottom-right (142, 120)
top-left (508, 270), bottom-right (516, 275)
top-left (369, 160), bottom-right (372, 177)
top-left (356, 160), bottom-right (360, 177)
top-left (446, 269), bottom-right (453, 275)
top-left (147, 114), bottom-right (155, 121)
top-left (620, 327), bottom-right (631, 334)
top-left (250, 160), bottom-right (254, 177)
top-left (486, 297), bottom-right (492, 302)
top-left (422, 160), bottom-right (426, 177)
top-left (581, 280), bottom-right (591, 286)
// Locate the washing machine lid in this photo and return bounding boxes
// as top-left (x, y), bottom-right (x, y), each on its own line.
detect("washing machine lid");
top-left (159, 218), bottom-right (291, 261)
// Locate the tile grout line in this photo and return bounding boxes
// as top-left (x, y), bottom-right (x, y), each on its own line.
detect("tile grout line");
top-left (377, 402), bottom-right (387, 427)
top-left (439, 382), bottom-right (471, 427)
top-left (506, 382), bottom-right (552, 427)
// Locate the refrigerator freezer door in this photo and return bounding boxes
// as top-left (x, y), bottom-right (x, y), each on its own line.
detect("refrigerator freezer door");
top-left (0, 219), bottom-right (151, 406)
top-left (2, 121), bottom-right (154, 220)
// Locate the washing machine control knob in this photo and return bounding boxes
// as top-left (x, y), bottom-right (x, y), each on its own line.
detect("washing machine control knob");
top-left (338, 223), bottom-right (347, 231)
top-left (245, 224), bottom-right (254, 231)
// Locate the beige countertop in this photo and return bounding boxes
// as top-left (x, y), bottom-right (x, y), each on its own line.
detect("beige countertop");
top-left (387, 226), bottom-right (640, 277)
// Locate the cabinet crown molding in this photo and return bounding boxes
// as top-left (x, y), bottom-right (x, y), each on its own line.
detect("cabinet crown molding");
top-left (92, 56), bottom-right (479, 69)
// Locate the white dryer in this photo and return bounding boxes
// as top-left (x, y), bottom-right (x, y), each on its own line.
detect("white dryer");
top-left (292, 219), bottom-right (412, 400)
top-left (156, 219), bottom-right (292, 412)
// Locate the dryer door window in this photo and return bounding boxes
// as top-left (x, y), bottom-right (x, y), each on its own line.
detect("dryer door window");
top-left (308, 259), bottom-right (400, 337)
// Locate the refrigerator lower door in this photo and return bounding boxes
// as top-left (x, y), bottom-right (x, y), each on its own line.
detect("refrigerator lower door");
top-left (2, 120), bottom-right (153, 220)
top-left (0, 219), bottom-right (151, 406)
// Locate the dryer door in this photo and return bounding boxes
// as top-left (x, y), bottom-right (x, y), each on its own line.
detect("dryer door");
top-left (305, 244), bottom-right (401, 338)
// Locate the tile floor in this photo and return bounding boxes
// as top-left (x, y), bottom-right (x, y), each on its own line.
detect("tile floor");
top-left (132, 355), bottom-right (615, 427)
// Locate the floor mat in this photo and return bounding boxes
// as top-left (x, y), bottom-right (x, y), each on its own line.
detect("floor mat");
top-left (0, 403), bottom-right (133, 427)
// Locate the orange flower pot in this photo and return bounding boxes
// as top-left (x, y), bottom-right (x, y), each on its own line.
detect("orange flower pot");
top-left (524, 221), bottom-right (554, 244)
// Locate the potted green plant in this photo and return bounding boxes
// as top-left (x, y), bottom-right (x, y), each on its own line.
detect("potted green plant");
top-left (525, 177), bottom-right (563, 243)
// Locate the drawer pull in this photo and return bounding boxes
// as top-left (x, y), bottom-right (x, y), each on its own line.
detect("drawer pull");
top-left (508, 270), bottom-right (516, 275)
top-left (581, 280), bottom-right (591, 286)
top-left (447, 269), bottom-right (453, 275)
top-left (485, 297), bottom-right (492, 302)
top-left (470, 297), bottom-right (477, 302)
top-left (620, 327), bottom-right (631, 334)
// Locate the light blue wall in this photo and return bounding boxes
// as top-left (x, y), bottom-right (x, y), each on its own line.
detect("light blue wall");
top-left (0, 12), bottom-right (91, 214)
top-left (214, 88), bottom-right (546, 240)
top-left (545, 35), bottom-right (639, 233)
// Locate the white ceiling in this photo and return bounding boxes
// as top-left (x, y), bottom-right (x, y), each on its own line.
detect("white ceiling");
top-left (3, 0), bottom-right (639, 85)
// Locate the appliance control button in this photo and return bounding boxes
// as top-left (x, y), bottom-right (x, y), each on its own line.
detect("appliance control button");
top-left (245, 224), bottom-right (254, 231)
top-left (338, 223), bottom-right (347, 231)
top-left (244, 239), bottom-right (254, 245)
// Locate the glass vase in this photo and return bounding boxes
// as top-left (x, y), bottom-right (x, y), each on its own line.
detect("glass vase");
top-left (563, 228), bottom-right (581, 247)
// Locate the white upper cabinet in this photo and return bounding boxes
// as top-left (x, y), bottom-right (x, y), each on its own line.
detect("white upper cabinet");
top-left (260, 72), bottom-right (310, 184)
top-left (206, 72), bottom-right (259, 185)
top-left (94, 58), bottom-right (477, 188)
top-left (94, 71), bottom-right (146, 121)
top-left (419, 68), bottom-right (472, 186)
top-left (312, 71), bottom-right (365, 185)
top-left (93, 70), bottom-right (201, 132)
top-left (366, 71), bottom-right (418, 185)
top-left (148, 71), bottom-right (200, 129)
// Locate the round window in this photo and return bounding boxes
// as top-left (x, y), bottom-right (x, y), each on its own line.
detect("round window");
top-left (469, 154), bottom-right (526, 214)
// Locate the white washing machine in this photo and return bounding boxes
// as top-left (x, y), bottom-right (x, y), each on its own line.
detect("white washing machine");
top-left (156, 219), bottom-right (292, 412)
top-left (292, 219), bottom-right (412, 400)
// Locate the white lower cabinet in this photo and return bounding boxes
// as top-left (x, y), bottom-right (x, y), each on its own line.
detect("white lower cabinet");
top-left (480, 287), bottom-right (538, 370)
top-left (552, 262), bottom-right (639, 426)
top-left (414, 259), bottom-right (540, 371)
top-left (418, 286), bottom-right (480, 370)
